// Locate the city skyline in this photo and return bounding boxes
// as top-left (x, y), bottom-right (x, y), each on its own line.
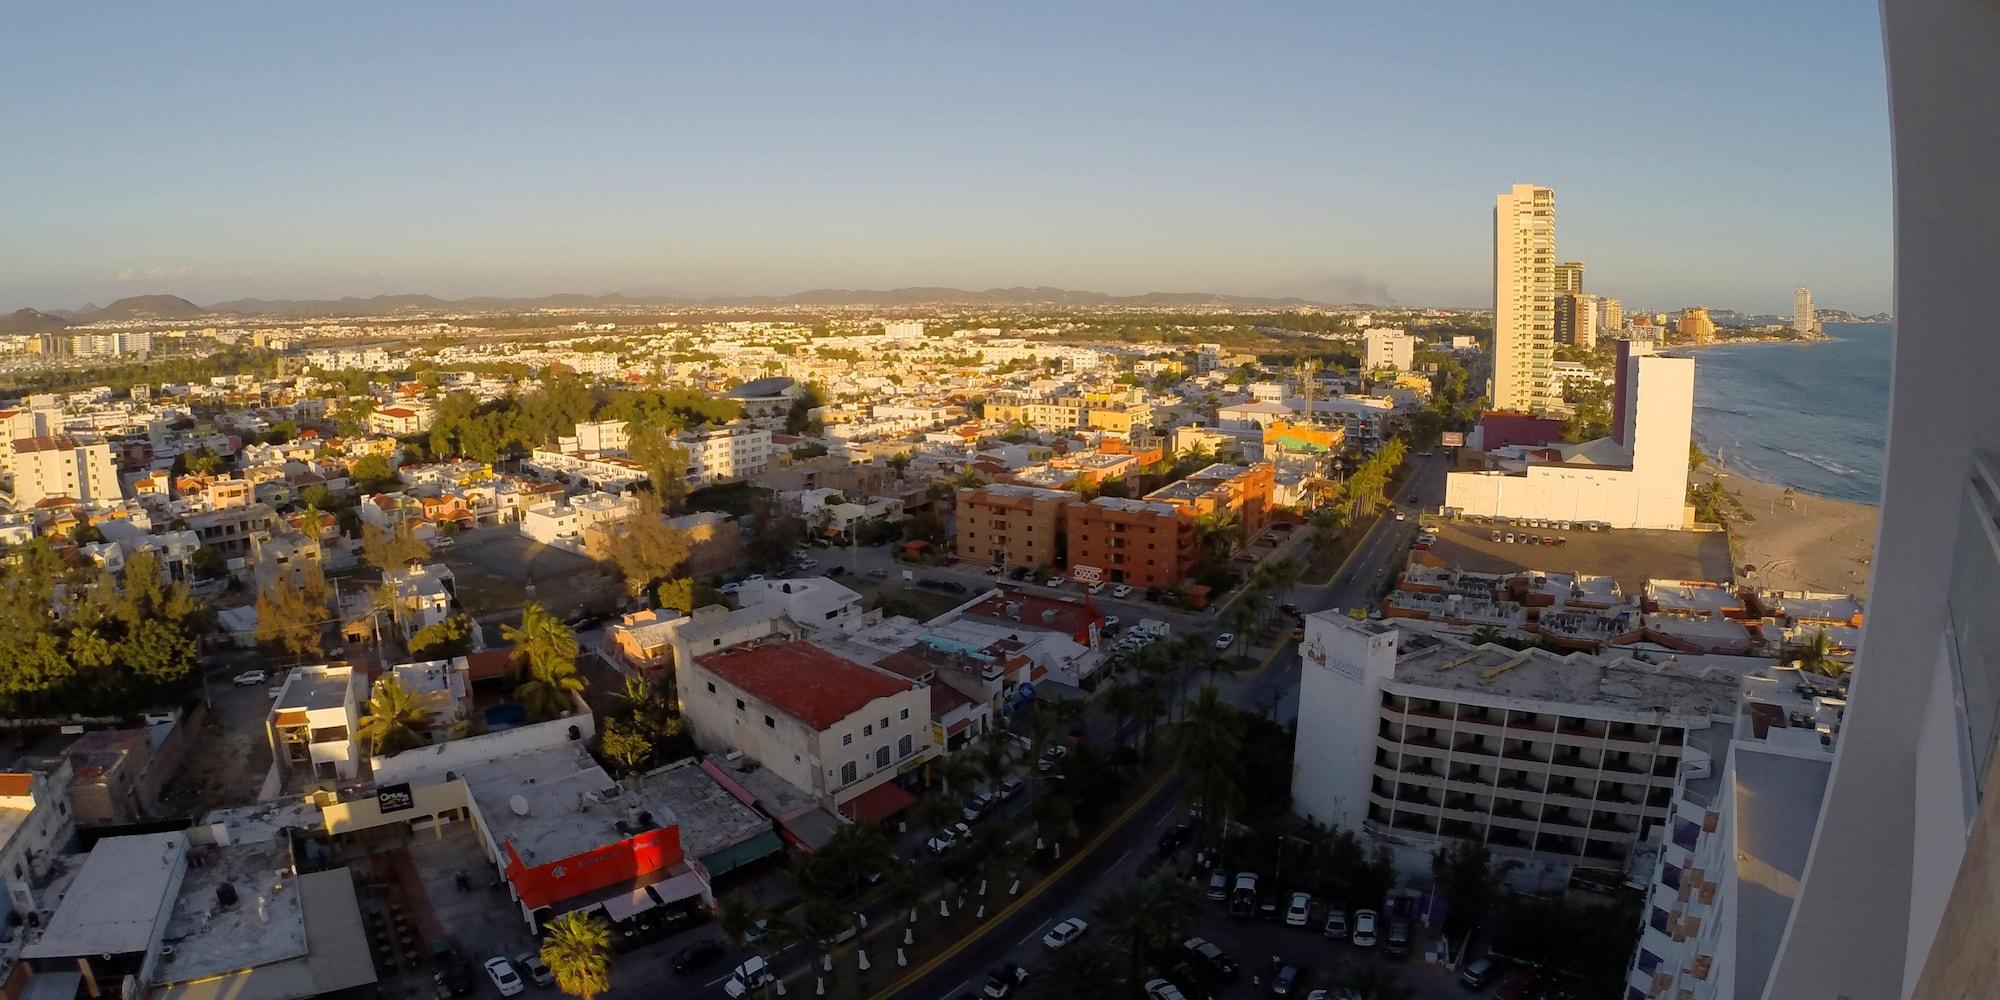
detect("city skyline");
top-left (2, 2), bottom-right (1891, 316)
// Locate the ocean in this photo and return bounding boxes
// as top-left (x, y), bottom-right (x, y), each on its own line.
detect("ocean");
top-left (1675, 322), bottom-right (1891, 505)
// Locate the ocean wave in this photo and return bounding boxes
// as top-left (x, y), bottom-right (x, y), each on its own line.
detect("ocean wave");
top-left (1780, 449), bottom-right (1862, 478)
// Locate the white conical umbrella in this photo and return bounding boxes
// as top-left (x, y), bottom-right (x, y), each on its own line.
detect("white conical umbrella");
top-left (897, 947), bottom-right (907, 967)
top-left (857, 949), bottom-right (871, 972)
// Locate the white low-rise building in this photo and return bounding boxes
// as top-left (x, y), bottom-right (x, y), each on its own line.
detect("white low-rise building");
top-left (267, 664), bottom-right (363, 782)
top-left (681, 423), bottom-right (771, 486)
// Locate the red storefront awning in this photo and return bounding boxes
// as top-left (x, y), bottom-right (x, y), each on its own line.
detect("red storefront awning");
top-left (838, 781), bottom-right (918, 824)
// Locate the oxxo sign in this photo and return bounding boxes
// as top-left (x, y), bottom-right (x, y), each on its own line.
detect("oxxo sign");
top-left (376, 782), bottom-right (416, 814)
top-left (1070, 565), bottom-right (1103, 584)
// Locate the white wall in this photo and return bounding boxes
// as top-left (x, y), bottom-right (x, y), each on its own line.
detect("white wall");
top-left (369, 697), bottom-right (596, 786)
top-left (1290, 613), bottom-right (1396, 832)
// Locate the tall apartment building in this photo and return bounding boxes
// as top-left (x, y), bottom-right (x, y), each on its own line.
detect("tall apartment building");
top-left (1493, 184), bottom-right (1559, 413)
top-left (1598, 296), bottom-right (1625, 333)
top-left (1554, 260), bottom-right (1585, 295)
top-left (680, 423), bottom-right (771, 486)
top-left (1761, 13), bottom-right (2000, 991)
top-left (1362, 328), bottom-right (1418, 372)
top-left (1678, 307), bottom-right (1716, 345)
top-left (955, 484), bottom-right (1078, 572)
top-left (1791, 287), bottom-right (1818, 335)
top-left (9, 435), bottom-right (120, 507)
top-left (1292, 614), bottom-right (1741, 882)
top-left (1064, 496), bottom-right (1197, 591)
top-left (1556, 293), bottom-right (1599, 350)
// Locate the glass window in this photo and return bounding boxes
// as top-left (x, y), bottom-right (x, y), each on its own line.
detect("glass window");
top-left (900, 708), bottom-right (911, 721)
top-left (876, 746), bottom-right (891, 768)
top-left (765, 715), bottom-right (775, 729)
top-left (840, 762), bottom-right (857, 785)
top-left (842, 733), bottom-right (853, 747)
top-left (899, 734), bottom-right (914, 758)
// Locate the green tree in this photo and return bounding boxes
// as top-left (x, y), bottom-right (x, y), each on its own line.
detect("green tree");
top-left (1431, 839), bottom-right (1496, 941)
top-left (356, 677), bottom-right (432, 757)
top-left (608, 496), bottom-right (691, 598)
top-left (349, 452), bottom-right (397, 489)
top-left (408, 613), bottom-right (476, 660)
top-left (1789, 628), bottom-right (1847, 677)
top-left (360, 520), bottom-right (428, 572)
top-left (1027, 939), bottom-right (1123, 1000)
top-left (626, 426), bottom-right (690, 512)
top-left (504, 604), bottom-right (584, 720)
top-left (597, 719), bottom-right (655, 776)
top-left (540, 909), bottom-right (614, 1000)
top-left (253, 567), bottom-right (331, 662)
top-left (1172, 684), bottom-right (1247, 843)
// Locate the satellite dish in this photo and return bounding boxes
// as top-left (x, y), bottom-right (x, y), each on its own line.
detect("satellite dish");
top-left (509, 795), bottom-right (531, 816)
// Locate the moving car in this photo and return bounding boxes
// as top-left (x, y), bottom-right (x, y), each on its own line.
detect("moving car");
top-left (1394, 511), bottom-right (1407, 521)
top-left (483, 957), bottom-right (525, 998)
top-left (721, 956), bottom-right (773, 998)
top-left (1042, 917), bottom-right (1088, 949)
top-left (1112, 584), bottom-right (1133, 598)
top-left (983, 961), bottom-right (1031, 998)
top-left (513, 953), bottom-right (553, 987)
top-left (1284, 892), bottom-right (1313, 927)
top-left (232, 670), bottom-right (268, 686)
top-left (1351, 909), bottom-right (1378, 947)
top-left (1384, 920), bottom-right (1410, 959)
top-left (1212, 633), bottom-right (1234, 650)
top-left (669, 940), bottom-right (724, 974)
top-left (1269, 963), bottom-right (1301, 997)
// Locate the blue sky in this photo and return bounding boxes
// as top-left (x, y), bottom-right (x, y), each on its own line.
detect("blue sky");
top-left (0, 2), bottom-right (1891, 314)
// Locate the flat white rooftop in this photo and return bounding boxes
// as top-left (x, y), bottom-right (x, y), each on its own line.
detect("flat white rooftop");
top-left (24, 831), bottom-right (187, 960)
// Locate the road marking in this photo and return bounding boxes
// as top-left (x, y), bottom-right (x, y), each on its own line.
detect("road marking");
top-left (871, 769), bottom-right (1178, 1000)
top-left (1110, 847), bottom-right (1134, 869)
top-left (1018, 918), bottom-right (1055, 946)
top-left (944, 980), bottom-right (972, 999)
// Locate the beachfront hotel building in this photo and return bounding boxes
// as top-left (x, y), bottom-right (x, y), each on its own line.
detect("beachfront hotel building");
top-left (1446, 340), bottom-right (1695, 529)
top-left (1757, 4), bottom-right (2000, 995)
top-left (1492, 184), bottom-right (1559, 414)
top-left (1678, 306), bottom-right (1717, 345)
top-left (1290, 613), bottom-right (1745, 886)
top-left (1792, 287), bottom-right (1817, 336)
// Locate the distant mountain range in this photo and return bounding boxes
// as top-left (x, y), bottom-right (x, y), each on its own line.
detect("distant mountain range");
top-left (0, 286), bottom-right (1337, 328)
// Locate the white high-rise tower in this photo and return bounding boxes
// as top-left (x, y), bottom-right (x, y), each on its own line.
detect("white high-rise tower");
top-left (1492, 184), bottom-right (1558, 413)
top-left (1793, 287), bottom-right (1818, 334)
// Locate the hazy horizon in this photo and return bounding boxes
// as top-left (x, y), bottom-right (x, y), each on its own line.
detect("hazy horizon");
top-left (2, 2), bottom-right (1892, 316)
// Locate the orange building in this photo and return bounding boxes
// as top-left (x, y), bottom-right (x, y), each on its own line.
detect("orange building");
top-left (1144, 462), bottom-right (1277, 539)
top-left (1063, 496), bottom-right (1197, 590)
top-left (1262, 420), bottom-right (1346, 459)
top-left (955, 484), bottom-right (1079, 572)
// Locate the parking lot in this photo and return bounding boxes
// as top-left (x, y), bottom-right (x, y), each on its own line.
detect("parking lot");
top-left (1424, 519), bottom-right (1733, 593)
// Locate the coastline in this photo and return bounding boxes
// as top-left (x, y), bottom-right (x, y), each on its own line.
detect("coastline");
top-left (1693, 459), bottom-right (1879, 595)
top-left (1663, 331), bottom-right (1834, 353)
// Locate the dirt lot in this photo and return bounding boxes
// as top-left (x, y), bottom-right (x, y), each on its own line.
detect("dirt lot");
top-left (161, 674), bottom-right (280, 811)
top-left (1426, 519), bottom-right (1732, 592)
top-left (438, 526), bottom-right (624, 622)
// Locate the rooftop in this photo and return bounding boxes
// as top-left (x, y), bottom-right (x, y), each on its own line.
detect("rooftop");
top-left (161, 839), bottom-right (307, 981)
top-left (959, 589), bottom-right (1102, 638)
top-left (273, 666), bottom-right (353, 714)
top-left (697, 640), bottom-right (916, 731)
top-left (1082, 495), bottom-right (1180, 517)
top-left (24, 831), bottom-right (188, 960)
top-left (465, 742), bottom-right (674, 868)
top-left (963, 483), bottom-right (1078, 502)
top-left (1731, 747), bottom-right (1834, 994)
top-left (632, 762), bottom-right (775, 863)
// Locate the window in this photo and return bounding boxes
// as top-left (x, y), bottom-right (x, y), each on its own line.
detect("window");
top-left (900, 708), bottom-right (910, 721)
top-left (735, 698), bottom-right (746, 711)
top-left (842, 733), bottom-right (853, 747)
top-left (899, 734), bottom-right (914, 758)
top-left (707, 682), bottom-right (716, 694)
top-left (765, 715), bottom-right (775, 729)
top-left (825, 609), bottom-right (839, 620)
top-left (864, 724), bottom-right (874, 737)
top-left (876, 746), bottom-right (891, 768)
top-left (840, 761), bottom-right (858, 785)
top-left (881, 717), bottom-right (890, 729)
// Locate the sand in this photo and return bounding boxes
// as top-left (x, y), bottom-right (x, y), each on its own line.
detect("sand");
top-left (1693, 462), bottom-right (1880, 595)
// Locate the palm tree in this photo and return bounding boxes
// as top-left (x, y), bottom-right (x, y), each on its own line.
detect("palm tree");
top-left (822, 822), bottom-right (895, 889)
top-left (971, 728), bottom-right (1015, 794)
top-left (540, 909), bottom-right (614, 1000)
top-left (356, 676), bottom-right (431, 757)
top-left (1171, 685), bottom-right (1246, 844)
top-left (1100, 681), bottom-right (1147, 749)
top-left (1228, 600), bottom-right (1260, 662)
top-left (1193, 510), bottom-right (1245, 572)
top-left (1094, 873), bottom-right (1205, 981)
top-left (506, 603), bottom-right (584, 720)
top-left (1790, 628), bottom-right (1847, 677)
top-left (1028, 939), bottom-right (1124, 1000)
top-left (1092, 881), bottom-right (1150, 981)
top-left (716, 891), bottom-right (763, 950)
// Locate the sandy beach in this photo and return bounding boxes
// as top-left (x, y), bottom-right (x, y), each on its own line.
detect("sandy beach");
top-left (1694, 461), bottom-right (1880, 595)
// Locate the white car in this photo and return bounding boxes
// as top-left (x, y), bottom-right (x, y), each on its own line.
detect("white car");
top-left (1394, 511), bottom-right (1407, 521)
top-left (1045, 575), bottom-right (1066, 588)
top-left (483, 957), bottom-right (525, 997)
top-left (926, 828), bottom-right (958, 854)
top-left (1111, 584), bottom-right (1133, 598)
top-left (514, 952), bottom-right (553, 987)
top-left (1087, 582), bottom-right (1106, 595)
top-left (1212, 633), bottom-right (1234, 650)
top-left (1042, 916), bottom-right (1088, 949)
top-left (722, 956), bottom-right (773, 998)
top-left (1352, 908), bottom-right (1379, 947)
top-left (232, 670), bottom-right (268, 686)
top-left (1285, 891), bottom-right (1313, 927)
top-left (1142, 979), bottom-right (1186, 1000)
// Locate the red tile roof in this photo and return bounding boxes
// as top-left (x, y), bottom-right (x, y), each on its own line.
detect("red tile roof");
top-left (929, 682), bottom-right (976, 721)
top-left (698, 641), bottom-right (914, 731)
top-left (12, 435), bottom-right (74, 454)
top-left (377, 407), bottom-right (419, 419)
top-left (838, 779), bottom-right (917, 824)
top-left (962, 590), bottom-right (1104, 643)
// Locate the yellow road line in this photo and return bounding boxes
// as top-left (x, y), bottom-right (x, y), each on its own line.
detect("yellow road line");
top-left (866, 768), bottom-right (1179, 1000)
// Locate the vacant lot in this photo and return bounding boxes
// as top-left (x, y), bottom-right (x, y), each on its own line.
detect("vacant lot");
top-left (1426, 520), bottom-right (1732, 592)
top-left (438, 527), bottom-right (624, 622)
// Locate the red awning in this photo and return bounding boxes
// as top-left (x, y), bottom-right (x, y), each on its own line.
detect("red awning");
top-left (838, 781), bottom-right (918, 824)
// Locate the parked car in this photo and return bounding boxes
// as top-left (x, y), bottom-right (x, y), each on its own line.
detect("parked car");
top-left (1284, 892), bottom-right (1313, 927)
top-left (513, 953), bottom-right (553, 987)
top-left (1212, 632), bottom-right (1234, 650)
top-left (232, 670), bottom-right (268, 686)
top-left (1458, 955), bottom-right (1500, 989)
top-left (1205, 869), bottom-right (1229, 901)
top-left (1503, 532), bottom-right (1516, 543)
top-left (998, 775), bottom-right (1026, 800)
top-left (1321, 904), bottom-right (1348, 940)
top-left (1183, 936), bottom-right (1238, 978)
top-left (865, 567), bottom-right (888, 579)
top-left (1256, 891), bottom-right (1282, 921)
top-left (1112, 584), bottom-right (1133, 598)
top-left (483, 958), bottom-right (525, 998)
top-left (1142, 979), bottom-right (1186, 1000)
top-left (985, 565), bottom-right (1003, 576)
top-left (983, 961), bottom-right (1031, 998)
top-left (1490, 530), bottom-right (1503, 542)
top-left (1045, 575), bottom-right (1066, 588)
top-left (1036, 745), bottom-right (1067, 772)
top-left (1087, 582), bottom-right (1106, 595)
top-left (1269, 963), bottom-right (1301, 997)
top-left (669, 940), bottom-right (724, 974)
top-left (962, 792), bottom-right (996, 822)
top-left (1384, 920), bottom-right (1410, 959)
top-left (1351, 909), bottom-right (1378, 947)
top-left (926, 829), bottom-right (958, 854)
top-left (721, 956), bottom-right (773, 998)
top-left (1156, 822), bottom-right (1193, 854)
top-left (1042, 917), bottom-right (1088, 949)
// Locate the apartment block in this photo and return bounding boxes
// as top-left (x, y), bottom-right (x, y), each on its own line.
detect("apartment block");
top-left (1292, 614), bottom-right (1743, 883)
top-left (1145, 462), bottom-right (1277, 540)
top-left (681, 423), bottom-right (771, 486)
top-left (1064, 496), bottom-right (1197, 591)
top-left (9, 435), bottom-right (119, 508)
top-left (267, 664), bottom-right (362, 782)
top-left (1362, 328), bottom-right (1418, 372)
top-left (955, 483), bottom-right (1078, 572)
top-left (1493, 184), bottom-right (1559, 413)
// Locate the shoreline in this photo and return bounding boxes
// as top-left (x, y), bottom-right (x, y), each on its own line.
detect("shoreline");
top-left (1662, 332), bottom-right (1833, 353)
top-left (1694, 459), bottom-right (1879, 595)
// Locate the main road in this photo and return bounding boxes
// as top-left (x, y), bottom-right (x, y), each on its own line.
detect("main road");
top-left (877, 452), bottom-right (1452, 999)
